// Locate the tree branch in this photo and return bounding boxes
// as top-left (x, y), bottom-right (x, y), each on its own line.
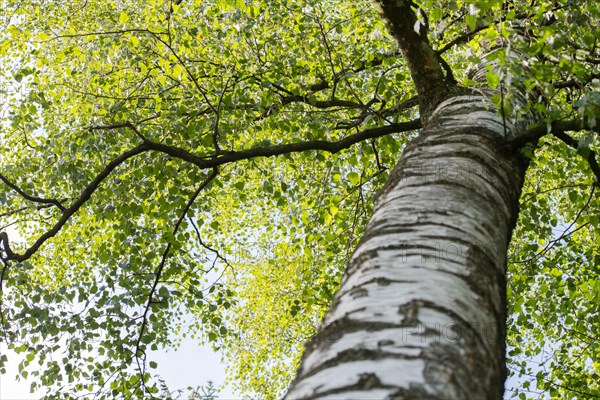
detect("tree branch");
top-left (372, 1), bottom-right (446, 99)
top-left (554, 72), bottom-right (600, 89)
top-left (435, 24), bottom-right (489, 55)
top-left (134, 167), bottom-right (218, 390)
top-left (512, 119), bottom-right (600, 148)
top-left (0, 173), bottom-right (66, 212)
top-left (0, 256), bottom-right (9, 344)
top-left (0, 144), bottom-right (150, 263)
top-left (89, 121), bottom-right (149, 142)
top-left (280, 95), bottom-right (364, 109)
top-left (188, 216), bottom-right (231, 272)
top-left (0, 232), bottom-right (15, 261)
top-left (306, 51), bottom-right (399, 93)
top-left (513, 119), bottom-right (600, 185)
top-left (551, 130), bottom-right (600, 186)
top-left (0, 119), bottom-right (420, 263)
top-left (186, 120), bottom-right (421, 168)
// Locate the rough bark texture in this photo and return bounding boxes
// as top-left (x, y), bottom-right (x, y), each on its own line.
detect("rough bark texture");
top-left (282, 2), bottom-right (535, 399)
top-left (370, 0), bottom-right (453, 120)
top-left (371, 0), bottom-right (445, 95)
top-left (283, 93), bottom-right (530, 399)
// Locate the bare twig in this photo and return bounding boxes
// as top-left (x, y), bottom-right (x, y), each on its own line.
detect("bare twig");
top-left (188, 216), bottom-right (231, 272)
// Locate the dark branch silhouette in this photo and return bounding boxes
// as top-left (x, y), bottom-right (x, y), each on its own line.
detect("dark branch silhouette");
top-left (0, 173), bottom-right (66, 212)
top-left (0, 119), bottom-right (420, 263)
top-left (134, 167), bottom-right (218, 394)
top-left (513, 119), bottom-right (600, 185)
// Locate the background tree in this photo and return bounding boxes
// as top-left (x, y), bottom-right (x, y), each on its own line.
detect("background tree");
top-left (0, 0), bottom-right (599, 399)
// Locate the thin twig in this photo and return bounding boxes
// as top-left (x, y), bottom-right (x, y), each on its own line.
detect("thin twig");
top-left (134, 167), bottom-right (218, 396)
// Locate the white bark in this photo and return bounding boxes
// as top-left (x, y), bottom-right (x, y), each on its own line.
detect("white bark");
top-left (283, 93), bottom-right (530, 399)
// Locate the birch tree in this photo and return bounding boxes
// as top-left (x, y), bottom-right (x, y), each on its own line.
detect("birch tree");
top-left (0, 0), bottom-right (599, 399)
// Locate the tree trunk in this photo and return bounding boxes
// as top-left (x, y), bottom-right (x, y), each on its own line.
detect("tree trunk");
top-left (283, 93), bottom-right (530, 399)
top-left (281, 2), bottom-right (537, 398)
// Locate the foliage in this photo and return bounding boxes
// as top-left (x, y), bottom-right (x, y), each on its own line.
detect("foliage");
top-left (0, 0), bottom-right (598, 398)
top-left (507, 134), bottom-right (600, 398)
top-left (159, 380), bottom-right (220, 400)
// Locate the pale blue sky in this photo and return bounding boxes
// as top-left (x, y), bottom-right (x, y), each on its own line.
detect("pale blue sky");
top-left (0, 339), bottom-right (238, 399)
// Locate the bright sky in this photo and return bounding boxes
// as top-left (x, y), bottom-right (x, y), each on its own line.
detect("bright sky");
top-left (0, 339), bottom-right (238, 399)
top-left (0, 226), bottom-right (239, 399)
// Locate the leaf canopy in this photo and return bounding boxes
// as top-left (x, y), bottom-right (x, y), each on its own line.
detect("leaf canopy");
top-left (0, 0), bottom-right (599, 398)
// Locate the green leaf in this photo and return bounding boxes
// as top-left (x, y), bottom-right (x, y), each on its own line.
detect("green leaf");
top-left (466, 14), bottom-right (477, 31)
top-left (118, 11), bottom-right (129, 24)
top-left (347, 172), bottom-right (360, 185)
top-left (3, 1), bottom-right (600, 399)
top-left (129, 35), bottom-right (139, 46)
top-left (158, 286), bottom-right (170, 298)
top-left (486, 72), bottom-right (500, 90)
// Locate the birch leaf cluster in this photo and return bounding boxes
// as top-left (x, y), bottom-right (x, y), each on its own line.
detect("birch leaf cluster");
top-left (0, 0), bottom-right (599, 398)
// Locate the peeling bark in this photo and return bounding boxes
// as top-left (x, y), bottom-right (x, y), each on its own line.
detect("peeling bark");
top-left (283, 88), bottom-right (530, 400)
top-left (282, 3), bottom-right (536, 399)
